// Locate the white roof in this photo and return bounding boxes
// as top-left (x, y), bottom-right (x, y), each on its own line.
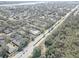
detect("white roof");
top-left (30, 29), bottom-right (40, 35)
top-left (6, 43), bottom-right (18, 53)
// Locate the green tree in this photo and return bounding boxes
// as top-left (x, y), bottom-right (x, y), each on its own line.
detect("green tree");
top-left (32, 47), bottom-right (41, 58)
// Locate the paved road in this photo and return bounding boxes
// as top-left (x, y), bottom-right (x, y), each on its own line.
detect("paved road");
top-left (12, 5), bottom-right (79, 58)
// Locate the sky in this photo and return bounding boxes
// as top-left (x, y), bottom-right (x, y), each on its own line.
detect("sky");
top-left (0, 0), bottom-right (79, 1)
